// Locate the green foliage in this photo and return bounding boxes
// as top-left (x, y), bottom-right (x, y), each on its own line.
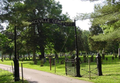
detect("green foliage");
top-left (92, 28), bottom-right (120, 41)
top-left (75, 0), bottom-right (120, 52)
top-left (78, 30), bottom-right (90, 52)
top-left (0, 69), bottom-right (28, 83)
top-left (91, 1), bottom-right (120, 41)
top-left (0, 0), bottom-right (98, 59)
top-left (76, 0), bottom-right (120, 42)
top-left (89, 24), bottom-right (106, 51)
top-left (0, 0), bottom-right (77, 59)
top-left (105, 41), bottom-right (119, 53)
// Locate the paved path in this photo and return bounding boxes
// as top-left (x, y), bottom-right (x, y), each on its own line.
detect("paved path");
top-left (0, 64), bottom-right (92, 83)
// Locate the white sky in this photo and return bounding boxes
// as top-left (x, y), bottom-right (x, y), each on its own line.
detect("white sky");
top-left (55, 0), bottom-right (103, 30)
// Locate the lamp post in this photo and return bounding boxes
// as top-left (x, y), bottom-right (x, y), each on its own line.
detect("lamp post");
top-left (74, 20), bottom-right (82, 77)
top-left (13, 26), bottom-right (20, 81)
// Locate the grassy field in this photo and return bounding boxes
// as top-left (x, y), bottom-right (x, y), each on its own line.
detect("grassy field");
top-left (0, 69), bottom-right (28, 83)
top-left (0, 55), bottom-right (120, 83)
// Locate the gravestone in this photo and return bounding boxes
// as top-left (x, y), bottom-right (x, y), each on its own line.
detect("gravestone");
top-left (118, 55), bottom-right (120, 59)
top-left (39, 55), bottom-right (42, 60)
top-left (40, 58), bottom-right (44, 66)
top-left (71, 54), bottom-right (75, 59)
top-left (83, 55), bottom-right (87, 63)
top-left (119, 55), bottom-right (120, 59)
top-left (102, 50), bottom-right (105, 59)
top-left (106, 57), bottom-right (108, 61)
top-left (112, 56), bottom-right (114, 60)
top-left (90, 55), bottom-right (94, 62)
top-left (115, 54), bottom-right (117, 58)
top-left (26, 57), bottom-right (27, 60)
top-left (52, 58), bottom-right (55, 65)
top-left (118, 48), bottom-right (120, 56)
top-left (44, 57), bottom-right (46, 63)
top-left (60, 60), bottom-right (64, 64)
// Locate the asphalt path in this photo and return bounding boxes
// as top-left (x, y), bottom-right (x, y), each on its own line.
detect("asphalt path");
top-left (0, 64), bottom-right (92, 83)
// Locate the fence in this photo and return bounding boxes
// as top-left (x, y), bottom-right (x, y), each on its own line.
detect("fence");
top-left (80, 55), bottom-right (98, 79)
top-left (82, 54), bottom-right (120, 77)
top-left (64, 54), bottom-right (104, 79)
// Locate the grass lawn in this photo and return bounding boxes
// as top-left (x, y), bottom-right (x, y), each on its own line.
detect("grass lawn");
top-left (0, 55), bottom-right (120, 83)
top-left (0, 69), bottom-right (28, 83)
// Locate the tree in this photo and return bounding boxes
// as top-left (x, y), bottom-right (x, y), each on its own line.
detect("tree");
top-left (0, 0), bottom-right (79, 63)
top-left (105, 40), bottom-right (119, 53)
top-left (75, 0), bottom-right (120, 41)
top-left (0, 31), bottom-right (12, 60)
top-left (81, 30), bottom-right (90, 52)
top-left (75, 0), bottom-right (120, 53)
top-left (89, 24), bottom-right (106, 51)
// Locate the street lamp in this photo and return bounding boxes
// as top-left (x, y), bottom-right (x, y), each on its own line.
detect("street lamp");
top-left (13, 26), bottom-right (20, 81)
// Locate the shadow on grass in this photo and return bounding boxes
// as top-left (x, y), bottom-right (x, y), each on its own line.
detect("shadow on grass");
top-left (0, 74), bottom-right (14, 83)
top-left (104, 73), bottom-right (120, 76)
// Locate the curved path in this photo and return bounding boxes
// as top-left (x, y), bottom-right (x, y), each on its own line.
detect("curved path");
top-left (0, 64), bottom-right (92, 83)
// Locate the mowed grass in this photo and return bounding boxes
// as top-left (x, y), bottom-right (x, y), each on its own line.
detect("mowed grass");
top-left (79, 55), bottom-right (120, 83)
top-left (0, 55), bottom-right (120, 83)
top-left (0, 69), bottom-right (28, 83)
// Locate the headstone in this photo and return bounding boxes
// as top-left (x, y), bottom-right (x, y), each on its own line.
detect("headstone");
top-left (106, 57), bottom-right (108, 61)
top-left (118, 48), bottom-right (120, 56)
top-left (44, 57), bottom-right (46, 63)
top-left (39, 55), bottom-right (42, 60)
top-left (112, 56), bottom-right (114, 60)
top-left (61, 60), bottom-right (64, 64)
top-left (28, 56), bottom-right (30, 60)
top-left (52, 58), bottom-right (55, 65)
top-left (119, 55), bottom-right (120, 59)
top-left (26, 57), bottom-right (27, 60)
top-left (83, 55), bottom-right (87, 63)
top-left (34, 60), bottom-right (37, 64)
top-left (40, 58), bottom-right (44, 66)
top-left (115, 54), bottom-right (117, 58)
top-left (102, 50), bottom-right (105, 59)
top-left (90, 55), bottom-right (94, 62)
top-left (71, 54), bottom-right (75, 59)
top-left (71, 59), bottom-right (75, 66)
top-left (57, 58), bottom-right (59, 63)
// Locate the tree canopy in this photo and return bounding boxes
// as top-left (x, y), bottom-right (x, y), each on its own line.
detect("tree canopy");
top-left (0, 0), bottom-right (83, 60)
top-left (75, 0), bottom-right (120, 42)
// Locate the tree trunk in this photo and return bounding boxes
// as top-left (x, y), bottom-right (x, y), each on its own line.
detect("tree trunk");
top-left (4, 55), bottom-right (6, 60)
top-left (17, 52), bottom-right (19, 60)
top-left (33, 47), bottom-right (37, 64)
top-left (37, 24), bottom-right (45, 59)
top-left (23, 55), bottom-right (25, 60)
top-left (1, 54), bottom-right (3, 62)
top-left (55, 51), bottom-right (58, 59)
top-left (9, 53), bottom-right (12, 60)
top-left (28, 53), bottom-right (30, 60)
top-left (40, 45), bottom-right (45, 58)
